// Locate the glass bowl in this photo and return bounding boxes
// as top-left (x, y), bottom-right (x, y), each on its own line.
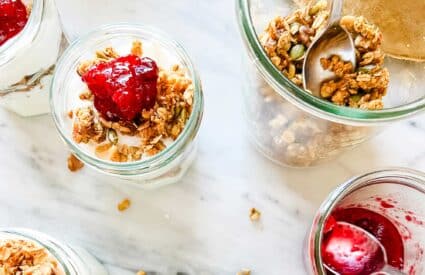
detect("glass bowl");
top-left (50, 24), bottom-right (204, 188)
top-left (236, 0), bottom-right (425, 167)
top-left (0, 228), bottom-right (108, 274)
top-left (306, 168), bottom-right (425, 274)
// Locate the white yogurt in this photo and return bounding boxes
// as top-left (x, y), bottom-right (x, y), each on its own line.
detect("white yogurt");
top-left (0, 0), bottom-right (63, 117)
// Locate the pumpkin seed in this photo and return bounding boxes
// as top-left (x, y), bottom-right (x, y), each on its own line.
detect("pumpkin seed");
top-left (350, 94), bottom-right (362, 103)
top-left (107, 128), bottom-right (119, 145)
top-left (290, 23), bottom-right (300, 35)
top-left (289, 44), bottom-right (305, 60)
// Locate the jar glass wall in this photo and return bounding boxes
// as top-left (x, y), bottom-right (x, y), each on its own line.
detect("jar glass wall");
top-left (236, 0), bottom-right (425, 167)
top-left (0, 228), bottom-right (108, 274)
top-left (306, 168), bottom-right (425, 274)
top-left (0, 0), bottom-right (64, 117)
top-left (50, 24), bottom-right (203, 188)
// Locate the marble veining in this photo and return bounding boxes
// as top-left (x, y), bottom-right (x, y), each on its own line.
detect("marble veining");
top-left (0, 0), bottom-right (424, 274)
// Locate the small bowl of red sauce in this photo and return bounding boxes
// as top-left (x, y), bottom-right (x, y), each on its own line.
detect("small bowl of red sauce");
top-left (306, 168), bottom-right (425, 275)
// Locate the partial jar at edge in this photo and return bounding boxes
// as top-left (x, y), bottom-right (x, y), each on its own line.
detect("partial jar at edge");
top-left (0, 228), bottom-right (108, 274)
top-left (305, 168), bottom-right (425, 274)
top-left (0, 0), bottom-right (64, 117)
top-left (50, 24), bottom-right (204, 188)
top-left (237, 0), bottom-right (425, 167)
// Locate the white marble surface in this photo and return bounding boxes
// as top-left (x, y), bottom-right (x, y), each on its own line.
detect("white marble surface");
top-left (1, 0), bottom-right (425, 274)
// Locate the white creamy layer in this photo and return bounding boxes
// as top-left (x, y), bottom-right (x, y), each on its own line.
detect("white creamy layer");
top-left (0, 0), bottom-right (63, 116)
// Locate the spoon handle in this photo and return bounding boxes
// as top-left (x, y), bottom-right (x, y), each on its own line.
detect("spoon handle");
top-left (328, 0), bottom-right (343, 25)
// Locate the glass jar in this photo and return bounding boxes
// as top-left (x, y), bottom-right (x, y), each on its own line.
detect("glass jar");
top-left (236, 0), bottom-right (425, 167)
top-left (0, 0), bottom-right (64, 117)
top-left (50, 24), bottom-right (204, 188)
top-left (306, 168), bottom-right (425, 274)
top-left (0, 228), bottom-right (108, 274)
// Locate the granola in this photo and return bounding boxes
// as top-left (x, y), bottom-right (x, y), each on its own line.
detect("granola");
top-left (260, 0), bottom-right (389, 110)
top-left (249, 208), bottom-right (261, 221)
top-left (0, 239), bottom-right (64, 275)
top-left (237, 269), bottom-right (251, 275)
top-left (117, 198), bottom-right (131, 212)
top-left (69, 40), bottom-right (194, 163)
top-left (67, 154), bottom-right (84, 172)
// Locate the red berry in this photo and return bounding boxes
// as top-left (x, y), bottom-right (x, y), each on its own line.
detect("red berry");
top-left (0, 0), bottom-right (28, 46)
top-left (82, 55), bottom-right (158, 121)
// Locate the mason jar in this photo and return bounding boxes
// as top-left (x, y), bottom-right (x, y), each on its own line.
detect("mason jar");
top-left (0, 228), bottom-right (108, 274)
top-left (50, 24), bottom-right (204, 188)
top-left (306, 168), bottom-right (425, 274)
top-left (0, 0), bottom-right (64, 117)
top-left (236, 0), bottom-right (425, 167)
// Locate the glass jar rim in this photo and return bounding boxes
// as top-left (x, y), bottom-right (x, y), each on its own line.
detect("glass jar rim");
top-left (236, 0), bottom-right (425, 125)
top-left (50, 23), bottom-right (204, 176)
top-left (310, 167), bottom-right (425, 274)
top-left (0, 0), bottom-right (43, 66)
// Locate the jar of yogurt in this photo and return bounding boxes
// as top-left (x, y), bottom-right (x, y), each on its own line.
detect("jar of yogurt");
top-left (0, 228), bottom-right (108, 274)
top-left (0, 0), bottom-right (64, 117)
top-left (50, 24), bottom-right (204, 188)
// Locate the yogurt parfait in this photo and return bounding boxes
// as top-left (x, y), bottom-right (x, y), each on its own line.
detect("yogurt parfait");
top-left (51, 24), bottom-right (203, 187)
top-left (0, 0), bottom-right (63, 116)
top-left (0, 228), bottom-right (107, 274)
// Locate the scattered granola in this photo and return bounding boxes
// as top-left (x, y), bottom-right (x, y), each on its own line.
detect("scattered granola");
top-left (260, 0), bottom-right (389, 110)
top-left (0, 238), bottom-right (64, 275)
top-left (249, 208), bottom-right (261, 221)
top-left (237, 269), bottom-right (251, 275)
top-left (69, 40), bottom-right (194, 164)
top-left (118, 198), bottom-right (131, 212)
top-left (67, 154), bottom-right (84, 172)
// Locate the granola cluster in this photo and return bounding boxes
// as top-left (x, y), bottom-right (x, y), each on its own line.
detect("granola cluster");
top-left (0, 239), bottom-right (64, 275)
top-left (260, 0), bottom-right (329, 86)
top-left (71, 41), bottom-right (194, 163)
top-left (260, 0), bottom-right (389, 110)
top-left (320, 16), bottom-right (389, 109)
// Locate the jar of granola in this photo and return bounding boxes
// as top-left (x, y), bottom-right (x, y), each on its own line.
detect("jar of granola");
top-left (0, 0), bottom-right (64, 117)
top-left (0, 228), bottom-right (108, 274)
top-left (50, 24), bottom-right (203, 188)
top-left (236, 0), bottom-right (425, 167)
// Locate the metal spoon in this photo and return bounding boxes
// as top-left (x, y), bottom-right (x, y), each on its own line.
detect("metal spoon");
top-left (302, 0), bottom-right (356, 97)
top-left (324, 222), bottom-right (405, 275)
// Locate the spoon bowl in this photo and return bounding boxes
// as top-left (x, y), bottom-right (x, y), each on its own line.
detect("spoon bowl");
top-left (323, 222), bottom-right (405, 275)
top-left (303, 0), bottom-right (356, 97)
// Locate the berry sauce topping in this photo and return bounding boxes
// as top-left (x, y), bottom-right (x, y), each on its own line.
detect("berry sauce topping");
top-left (0, 0), bottom-right (28, 46)
top-left (82, 55), bottom-right (158, 121)
top-left (322, 208), bottom-right (404, 275)
top-left (322, 222), bottom-right (385, 275)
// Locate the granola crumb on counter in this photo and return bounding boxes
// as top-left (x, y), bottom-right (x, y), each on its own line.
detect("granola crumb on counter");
top-left (0, 239), bottom-right (64, 275)
top-left (118, 198), bottom-right (131, 212)
top-left (237, 269), bottom-right (251, 275)
top-left (260, 0), bottom-right (389, 110)
top-left (67, 154), bottom-right (84, 172)
top-left (249, 208), bottom-right (261, 221)
top-left (69, 40), bottom-right (194, 164)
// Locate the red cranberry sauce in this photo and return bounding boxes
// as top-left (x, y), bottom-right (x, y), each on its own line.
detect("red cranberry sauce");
top-left (82, 55), bottom-right (159, 121)
top-left (322, 207), bottom-right (404, 274)
top-left (0, 0), bottom-right (28, 46)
